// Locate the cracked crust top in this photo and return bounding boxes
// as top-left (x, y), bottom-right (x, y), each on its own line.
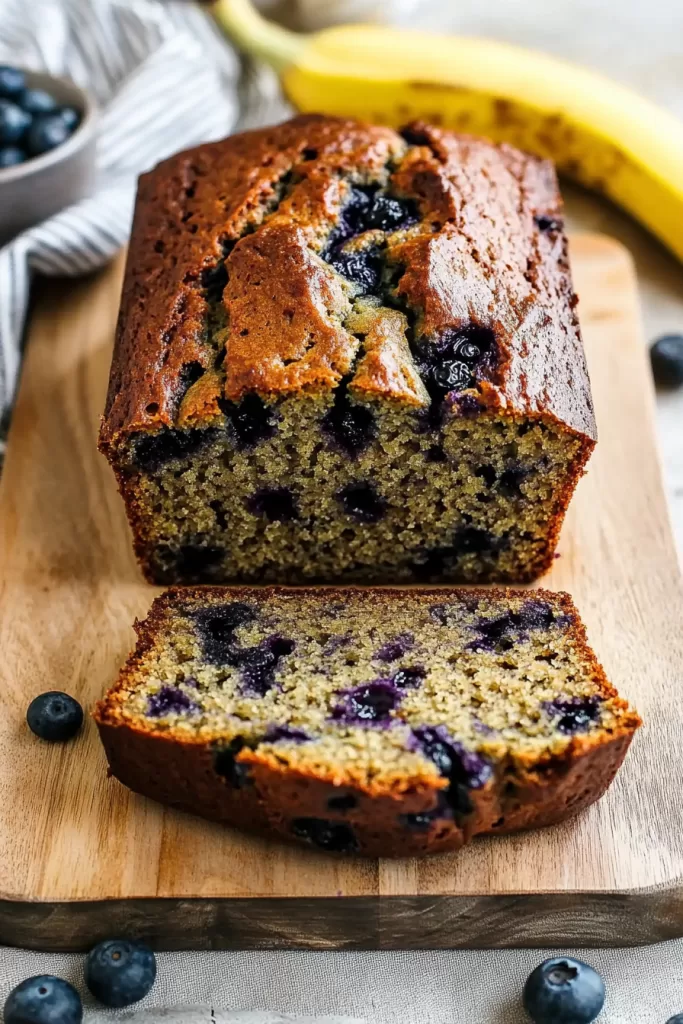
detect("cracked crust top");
top-left (100, 115), bottom-right (596, 451)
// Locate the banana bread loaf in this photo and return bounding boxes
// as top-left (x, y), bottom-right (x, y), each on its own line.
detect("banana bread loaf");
top-left (94, 587), bottom-right (639, 857)
top-left (99, 115), bottom-right (596, 585)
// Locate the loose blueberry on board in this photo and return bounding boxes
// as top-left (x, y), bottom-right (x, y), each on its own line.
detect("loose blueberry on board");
top-left (0, 146), bottom-right (25, 167)
top-left (666, 1015), bottom-right (683, 1023)
top-left (0, 100), bottom-right (31, 144)
top-left (650, 334), bottom-right (683, 389)
top-left (523, 957), bottom-right (605, 1024)
top-left (20, 88), bottom-right (58, 116)
top-left (25, 114), bottom-right (71, 157)
top-left (0, 65), bottom-right (26, 100)
top-left (4, 976), bottom-right (83, 1024)
top-left (59, 106), bottom-right (81, 132)
top-left (27, 691), bottom-right (83, 742)
top-left (291, 817), bottom-right (359, 853)
top-left (85, 939), bottom-right (157, 1008)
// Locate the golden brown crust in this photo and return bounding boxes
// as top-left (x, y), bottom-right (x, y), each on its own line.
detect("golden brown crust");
top-left (99, 115), bottom-right (596, 452)
top-left (94, 586), bottom-right (639, 857)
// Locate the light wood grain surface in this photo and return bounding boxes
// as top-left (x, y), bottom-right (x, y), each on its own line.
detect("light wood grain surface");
top-left (0, 234), bottom-right (682, 951)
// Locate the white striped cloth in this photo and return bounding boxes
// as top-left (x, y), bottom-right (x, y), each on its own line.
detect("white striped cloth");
top-left (0, 0), bottom-right (288, 453)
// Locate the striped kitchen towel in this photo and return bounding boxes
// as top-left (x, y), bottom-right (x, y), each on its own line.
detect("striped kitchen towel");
top-left (0, 0), bottom-right (288, 453)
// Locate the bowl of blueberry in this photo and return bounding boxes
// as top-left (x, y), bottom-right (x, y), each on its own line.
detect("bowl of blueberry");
top-left (0, 64), bottom-right (97, 242)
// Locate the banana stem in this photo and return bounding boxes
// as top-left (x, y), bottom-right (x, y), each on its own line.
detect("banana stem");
top-left (212, 0), bottom-right (307, 72)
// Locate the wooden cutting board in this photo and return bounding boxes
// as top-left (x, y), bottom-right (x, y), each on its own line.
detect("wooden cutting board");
top-left (1, 234), bottom-right (682, 952)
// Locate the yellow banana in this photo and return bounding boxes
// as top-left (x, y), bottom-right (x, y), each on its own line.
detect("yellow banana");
top-left (213, 0), bottom-right (683, 264)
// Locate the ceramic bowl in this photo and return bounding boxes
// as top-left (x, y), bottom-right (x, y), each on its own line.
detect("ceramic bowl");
top-left (0, 70), bottom-right (98, 244)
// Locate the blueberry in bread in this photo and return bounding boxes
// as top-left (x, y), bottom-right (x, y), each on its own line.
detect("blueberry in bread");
top-left (94, 587), bottom-right (639, 857)
top-left (99, 115), bottom-right (596, 584)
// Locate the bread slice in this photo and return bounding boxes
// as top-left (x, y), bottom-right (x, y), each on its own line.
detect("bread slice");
top-left (94, 587), bottom-right (639, 857)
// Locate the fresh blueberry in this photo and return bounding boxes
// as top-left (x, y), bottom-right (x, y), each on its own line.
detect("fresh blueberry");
top-left (499, 464), bottom-right (529, 497)
top-left (417, 326), bottom-right (496, 403)
top-left (376, 633), bottom-right (414, 662)
top-left (27, 691), bottom-right (83, 742)
top-left (337, 481), bottom-right (387, 523)
top-left (0, 146), bottom-right (25, 167)
top-left (133, 426), bottom-right (218, 472)
top-left (263, 724), bottom-right (310, 743)
top-left (0, 100), bottom-right (31, 144)
top-left (666, 1016), bottom-right (683, 1023)
top-left (366, 193), bottom-right (418, 232)
top-left (221, 394), bottom-right (278, 450)
top-left (392, 665), bottom-right (426, 688)
top-left (523, 957), bottom-right (605, 1024)
top-left (544, 696), bottom-right (601, 734)
top-left (535, 214), bottom-right (563, 233)
top-left (411, 726), bottom-right (492, 817)
top-left (650, 334), bottom-right (683, 389)
top-left (322, 384), bottom-right (377, 457)
top-left (0, 66), bottom-right (26, 100)
top-left (25, 114), bottom-right (71, 156)
top-left (85, 939), bottom-right (156, 1008)
top-left (227, 636), bottom-right (295, 696)
top-left (331, 680), bottom-right (400, 725)
top-left (59, 106), bottom-right (80, 132)
top-left (4, 975), bottom-right (82, 1024)
top-left (327, 247), bottom-right (382, 293)
top-left (213, 737), bottom-right (252, 788)
top-left (247, 486), bottom-right (298, 522)
top-left (147, 685), bottom-right (198, 718)
top-left (291, 817), bottom-right (359, 853)
top-left (20, 88), bottom-right (58, 116)
top-left (194, 602), bottom-right (256, 663)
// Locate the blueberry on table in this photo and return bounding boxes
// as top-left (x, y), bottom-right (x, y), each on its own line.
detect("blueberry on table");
top-left (0, 100), bottom-right (31, 144)
top-left (25, 114), bottom-right (71, 156)
top-left (59, 106), bottom-right (80, 131)
top-left (0, 146), bottom-right (26, 168)
top-left (85, 938), bottom-right (157, 1007)
top-left (523, 957), bottom-right (605, 1023)
top-left (666, 1016), bottom-right (683, 1023)
top-left (20, 87), bottom-right (58, 116)
top-left (4, 975), bottom-right (82, 1024)
top-left (650, 334), bottom-right (683, 389)
top-left (0, 65), bottom-right (25, 100)
top-left (27, 691), bottom-right (83, 741)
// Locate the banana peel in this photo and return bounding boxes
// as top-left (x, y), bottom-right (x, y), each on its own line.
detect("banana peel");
top-left (213, 0), bottom-right (683, 264)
